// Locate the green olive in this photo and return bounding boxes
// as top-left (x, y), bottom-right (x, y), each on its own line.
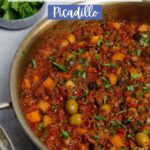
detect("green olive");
top-left (65, 99), bottom-right (78, 115)
top-left (135, 132), bottom-right (150, 147)
top-left (69, 114), bottom-right (82, 126)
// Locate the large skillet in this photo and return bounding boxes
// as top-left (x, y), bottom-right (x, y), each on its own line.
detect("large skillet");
top-left (0, 2), bottom-right (150, 150)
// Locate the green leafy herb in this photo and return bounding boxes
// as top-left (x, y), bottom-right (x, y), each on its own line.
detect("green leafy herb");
top-left (109, 120), bottom-right (123, 129)
top-left (143, 84), bottom-right (150, 92)
top-left (142, 130), bottom-right (150, 135)
top-left (103, 95), bottom-right (107, 104)
top-left (140, 33), bottom-right (149, 48)
top-left (131, 73), bottom-right (142, 80)
top-left (127, 84), bottom-right (139, 92)
top-left (96, 123), bottom-right (100, 128)
top-left (135, 49), bottom-right (141, 56)
top-left (146, 118), bottom-right (150, 125)
top-left (72, 51), bottom-right (78, 56)
top-left (103, 62), bottom-right (116, 67)
top-left (52, 104), bottom-right (58, 110)
top-left (74, 70), bottom-right (86, 80)
top-left (126, 133), bottom-right (134, 138)
top-left (38, 123), bottom-right (44, 131)
top-left (93, 135), bottom-right (100, 140)
top-left (82, 59), bottom-right (88, 68)
top-left (78, 49), bottom-right (85, 54)
top-left (0, 1), bottom-right (43, 20)
top-left (120, 148), bottom-right (130, 150)
top-left (102, 77), bottom-right (111, 89)
top-left (49, 56), bottom-right (56, 62)
top-left (128, 49), bottom-right (132, 55)
top-left (105, 31), bottom-right (110, 35)
top-left (97, 39), bottom-right (103, 46)
top-left (31, 59), bottom-right (37, 69)
top-left (61, 130), bottom-right (69, 138)
top-left (95, 115), bottom-right (105, 121)
top-left (94, 49), bottom-right (99, 61)
top-left (53, 62), bottom-right (67, 72)
top-left (70, 96), bottom-right (77, 100)
top-left (82, 72), bottom-right (86, 80)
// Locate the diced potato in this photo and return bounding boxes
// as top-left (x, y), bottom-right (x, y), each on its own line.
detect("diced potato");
top-left (77, 41), bottom-right (86, 47)
top-left (66, 52), bottom-right (74, 60)
top-left (107, 73), bottom-right (117, 85)
top-left (109, 147), bottom-right (117, 150)
top-left (145, 91), bottom-right (150, 98)
top-left (43, 77), bottom-right (56, 90)
top-left (26, 110), bottom-right (41, 122)
top-left (100, 104), bottom-right (111, 114)
top-left (60, 73), bottom-right (71, 79)
top-left (112, 52), bottom-right (125, 61)
top-left (75, 63), bottom-right (82, 70)
top-left (112, 46), bottom-right (120, 51)
top-left (129, 68), bottom-right (139, 75)
top-left (43, 115), bottom-right (52, 127)
top-left (67, 34), bottom-right (76, 44)
top-left (65, 80), bottom-right (75, 88)
top-left (112, 22), bottom-right (121, 30)
top-left (33, 75), bottom-right (39, 83)
top-left (82, 52), bottom-right (91, 62)
top-left (61, 39), bottom-right (69, 47)
top-left (109, 135), bottom-right (123, 148)
top-left (91, 35), bottom-right (99, 44)
top-left (75, 128), bottom-right (87, 135)
top-left (126, 96), bottom-right (135, 103)
top-left (24, 78), bottom-right (31, 89)
top-left (38, 101), bottom-right (50, 112)
top-left (116, 67), bottom-right (122, 76)
top-left (61, 147), bottom-right (68, 150)
top-left (43, 50), bottom-right (50, 58)
top-left (138, 24), bottom-right (149, 32)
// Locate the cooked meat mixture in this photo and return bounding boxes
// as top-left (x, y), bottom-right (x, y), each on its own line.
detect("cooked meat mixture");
top-left (20, 21), bottom-right (150, 150)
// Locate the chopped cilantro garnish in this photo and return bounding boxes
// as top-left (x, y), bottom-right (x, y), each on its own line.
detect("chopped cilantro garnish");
top-left (49, 56), bottom-right (55, 62)
top-left (103, 95), bottom-right (107, 104)
top-left (128, 49), bottom-right (132, 55)
top-left (146, 118), bottom-right (150, 125)
top-left (53, 62), bottom-right (67, 72)
top-left (143, 84), bottom-right (150, 92)
top-left (31, 59), bottom-right (37, 69)
top-left (120, 148), bottom-right (130, 150)
top-left (135, 49), bottom-right (141, 56)
top-left (38, 123), bottom-right (44, 131)
top-left (70, 96), bottom-right (77, 100)
top-left (72, 51), bottom-right (78, 56)
top-left (142, 130), bottom-right (150, 135)
top-left (102, 77), bottom-right (112, 89)
top-left (103, 62), bottom-right (116, 67)
top-left (126, 133), bottom-right (133, 138)
top-left (95, 115), bottom-right (105, 121)
top-left (127, 84), bottom-right (138, 92)
top-left (140, 33), bottom-right (149, 48)
top-left (93, 135), bottom-right (100, 140)
top-left (131, 73), bottom-right (142, 80)
top-left (74, 70), bottom-right (86, 80)
top-left (105, 31), bottom-right (110, 35)
top-left (82, 72), bottom-right (86, 80)
top-left (97, 39), bottom-right (103, 46)
top-left (60, 130), bottom-right (69, 138)
top-left (82, 59), bottom-right (88, 68)
top-left (78, 49), bottom-right (85, 54)
top-left (109, 120), bottom-right (123, 129)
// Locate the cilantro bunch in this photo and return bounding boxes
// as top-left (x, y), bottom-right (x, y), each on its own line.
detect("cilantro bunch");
top-left (0, 0), bottom-right (43, 20)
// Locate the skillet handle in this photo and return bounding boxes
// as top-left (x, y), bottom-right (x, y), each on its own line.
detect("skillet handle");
top-left (0, 102), bottom-right (12, 110)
